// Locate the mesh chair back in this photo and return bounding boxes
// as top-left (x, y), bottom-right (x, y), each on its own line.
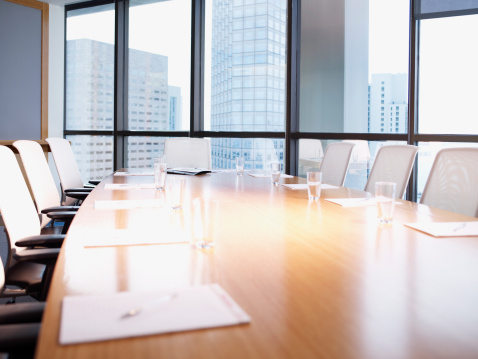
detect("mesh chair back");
top-left (13, 140), bottom-right (61, 228)
top-left (364, 145), bottom-right (418, 198)
top-left (0, 146), bottom-right (41, 252)
top-left (46, 137), bottom-right (84, 205)
top-left (164, 138), bottom-right (212, 169)
top-left (319, 142), bottom-right (355, 186)
top-left (420, 148), bottom-right (478, 217)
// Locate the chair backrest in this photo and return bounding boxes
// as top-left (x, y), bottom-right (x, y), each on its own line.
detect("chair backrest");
top-left (299, 139), bottom-right (323, 159)
top-left (319, 142), bottom-right (355, 186)
top-left (45, 137), bottom-right (84, 205)
top-left (420, 148), bottom-right (478, 217)
top-left (0, 146), bottom-right (41, 252)
top-left (13, 140), bottom-right (61, 228)
top-left (364, 145), bottom-right (419, 198)
top-left (164, 138), bottom-right (212, 169)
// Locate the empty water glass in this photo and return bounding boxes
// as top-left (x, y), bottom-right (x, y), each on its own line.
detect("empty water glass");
top-left (154, 158), bottom-right (167, 190)
top-left (236, 157), bottom-right (245, 176)
top-left (271, 162), bottom-right (281, 186)
top-left (375, 182), bottom-right (396, 224)
top-left (307, 172), bottom-right (322, 200)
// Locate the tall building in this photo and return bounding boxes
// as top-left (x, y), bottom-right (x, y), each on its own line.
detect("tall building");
top-left (368, 73), bottom-right (408, 134)
top-left (209, 0), bottom-right (287, 170)
top-left (66, 38), bottom-right (179, 179)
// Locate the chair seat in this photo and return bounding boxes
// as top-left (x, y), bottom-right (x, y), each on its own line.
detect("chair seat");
top-left (0, 322), bottom-right (40, 355)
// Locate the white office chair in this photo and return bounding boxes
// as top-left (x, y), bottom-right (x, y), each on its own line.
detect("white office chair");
top-left (13, 140), bottom-right (79, 230)
top-left (0, 145), bottom-right (62, 301)
top-left (420, 148), bottom-right (478, 217)
top-left (364, 145), bottom-right (419, 199)
top-left (45, 137), bottom-right (93, 205)
top-left (319, 142), bottom-right (355, 186)
top-left (164, 138), bottom-right (212, 169)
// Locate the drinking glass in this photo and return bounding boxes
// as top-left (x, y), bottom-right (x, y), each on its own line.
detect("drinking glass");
top-left (235, 157), bottom-right (245, 176)
top-left (271, 162), bottom-right (281, 185)
top-left (375, 182), bottom-right (396, 224)
top-left (154, 159), bottom-right (167, 190)
top-left (169, 177), bottom-right (185, 210)
top-left (307, 172), bottom-right (322, 200)
top-left (193, 198), bottom-right (219, 249)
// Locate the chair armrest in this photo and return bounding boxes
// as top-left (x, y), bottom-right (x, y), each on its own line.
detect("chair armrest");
top-left (41, 206), bottom-right (79, 214)
top-left (65, 192), bottom-right (89, 201)
top-left (65, 187), bottom-right (92, 193)
top-left (0, 302), bottom-right (45, 324)
top-left (15, 234), bottom-right (65, 248)
top-left (13, 248), bottom-right (60, 265)
top-left (0, 323), bottom-right (40, 352)
top-left (46, 211), bottom-right (76, 221)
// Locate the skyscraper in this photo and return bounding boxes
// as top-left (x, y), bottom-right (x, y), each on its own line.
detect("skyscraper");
top-left (209, 0), bottom-right (287, 170)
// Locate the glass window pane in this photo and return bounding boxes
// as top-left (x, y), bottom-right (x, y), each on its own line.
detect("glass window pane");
top-left (210, 138), bottom-right (284, 171)
top-left (204, 0), bottom-right (287, 132)
top-left (66, 4), bottom-right (115, 131)
top-left (298, 139), bottom-right (407, 191)
top-left (125, 136), bottom-right (166, 169)
top-left (128, 0), bottom-right (191, 131)
top-left (66, 135), bottom-right (114, 181)
top-left (299, 0), bottom-right (409, 133)
top-left (418, 15), bottom-right (478, 134)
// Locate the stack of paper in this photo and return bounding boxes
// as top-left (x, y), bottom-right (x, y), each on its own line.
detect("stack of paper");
top-left (104, 183), bottom-right (156, 190)
top-left (59, 284), bottom-right (250, 345)
top-left (281, 183), bottom-right (338, 190)
top-left (404, 221), bottom-right (478, 237)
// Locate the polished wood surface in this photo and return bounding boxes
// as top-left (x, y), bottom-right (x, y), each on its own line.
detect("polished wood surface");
top-left (36, 172), bottom-right (478, 358)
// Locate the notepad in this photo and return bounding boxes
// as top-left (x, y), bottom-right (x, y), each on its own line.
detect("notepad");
top-left (324, 198), bottom-right (377, 207)
top-left (94, 199), bottom-right (163, 210)
top-left (248, 173), bottom-right (294, 178)
top-left (404, 221), bottom-right (478, 237)
top-left (59, 284), bottom-right (251, 345)
top-left (281, 183), bottom-right (339, 190)
top-left (114, 171), bottom-right (154, 176)
top-left (104, 183), bottom-right (156, 190)
top-left (82, 228), bottom-right (188, 247)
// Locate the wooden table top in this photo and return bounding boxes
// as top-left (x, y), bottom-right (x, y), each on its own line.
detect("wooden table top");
top-left (36, 171), bottom-right (478, 359)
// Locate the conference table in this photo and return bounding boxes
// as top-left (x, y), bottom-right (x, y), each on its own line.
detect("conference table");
top-left (36, 171), bottom-right (478, 358)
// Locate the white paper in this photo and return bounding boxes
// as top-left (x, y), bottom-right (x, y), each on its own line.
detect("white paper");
top-left (404, 221), bottom-right (478, 237)
top-left (114, 171), bottom-right (154, 176)
top-left (59, 284), bottom-right (250, 345)
top-left (281, 183), bottom-right (338, 190)
top-left (248, 173), bottom-right (294, 178)
top-left (95, 199), bottom-right (163, 210)
top-left (82, 228), bottom-right (187, 247)
top-left (324, 197), bottom-right (377, 207)
top-left (104, 183), bottom-right (156, 190)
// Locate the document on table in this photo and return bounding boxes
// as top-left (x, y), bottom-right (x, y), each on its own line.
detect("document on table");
top-left (324, 197), bottom-right (376, 207)
top-left (114, 171), bottom-right (154, 176)
top-left (104, 183), bottom-right (156, 190)
top-left (59, 284), bottom-right (251, 345)
top-left (248, 173), bottom-right (294, 178)
top-left (404, 221), bottom-right (478, 237)
top-left (94, 199), bottom-right (163, 210)
top-left (82, 228), bottom-right (187, 247)
top-left (281, 183), bottom-right (338, 190)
